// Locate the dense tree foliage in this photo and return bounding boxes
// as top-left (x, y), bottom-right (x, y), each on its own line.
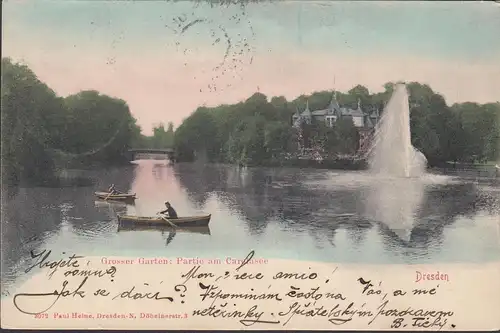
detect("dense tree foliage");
top-left (174, 82), bottom-right (500, 167)
top-left (450, 102), bottom-right (500, 163)
top-left (133, 122), bottom-right (175, 149)
top-left (2, 58), bottom-right (62, 185)
top-left (1, 58), bottom-right (141, 186)
top-left (61, 90), bottom-right (140, 165)
top-left (174, 93), bottom-right (300, 165)
top-left (404, 83), bottom-right (499, 165)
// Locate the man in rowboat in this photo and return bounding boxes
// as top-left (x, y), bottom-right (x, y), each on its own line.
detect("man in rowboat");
top-left (158, 201), bottom-right (178, 219)
top-left (107, 184), bottom-right (122, 195)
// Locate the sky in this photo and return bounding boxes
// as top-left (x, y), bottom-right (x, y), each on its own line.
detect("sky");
top-left (3, 0), bottom-right (500, 135)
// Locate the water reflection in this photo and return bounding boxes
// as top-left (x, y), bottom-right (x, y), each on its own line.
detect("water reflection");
top-left (118, 225), bottom-right (211, 246)
top-left (94, 200), bottom-right (128, 221)
top-left (2, 162), bottom-right (499, 294)
top-left (363, 177), bottom-right (425, 241)
top-left (1, 166), bottom-right (137, 288)
top-left (173, 165), bottom-right (498, 261)
top-left (174, 163), bottom-right (227, 209)
top-left (117, 224), bottom-right (211, 235)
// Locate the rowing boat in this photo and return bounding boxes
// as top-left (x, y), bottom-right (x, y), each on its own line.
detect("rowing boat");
top-left (94, 191), bottom-right (136, 202)
top-left (117, 214), bottom-right (211, 227)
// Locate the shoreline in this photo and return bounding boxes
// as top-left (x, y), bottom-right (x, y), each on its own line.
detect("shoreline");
top-left (170, 159), bottom-right (500, 180)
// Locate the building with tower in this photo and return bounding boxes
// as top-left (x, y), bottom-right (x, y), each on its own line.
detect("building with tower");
top-left (292, 92), bottom-right (381, 155)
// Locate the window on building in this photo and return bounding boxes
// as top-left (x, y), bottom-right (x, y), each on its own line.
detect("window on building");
top-left (326, 116), bottom-right (336, 127)
top-left (353, 116), bottom-right (364, 127)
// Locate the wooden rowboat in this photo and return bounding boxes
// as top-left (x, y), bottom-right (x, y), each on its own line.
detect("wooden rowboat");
top-left (117, 214), bottom-right (211, 227)
top-left (94, 191), bottom-right (136, 202)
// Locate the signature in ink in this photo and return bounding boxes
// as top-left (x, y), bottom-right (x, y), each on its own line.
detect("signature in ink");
top-left (13, 277), bottom-right (88, 315)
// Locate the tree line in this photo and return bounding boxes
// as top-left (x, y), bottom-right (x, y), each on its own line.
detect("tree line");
top-left (173, 83), bottom-right (500, 167)
top-left (1, 58), bottom-right (143, 186)
top-left (2, 57), bottom-right (498, 188)
top-left (133, 122), bottom-right (175, 150)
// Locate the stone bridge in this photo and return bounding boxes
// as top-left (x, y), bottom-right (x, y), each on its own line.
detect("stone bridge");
top-left (127, 148), bottom-right (175, 161)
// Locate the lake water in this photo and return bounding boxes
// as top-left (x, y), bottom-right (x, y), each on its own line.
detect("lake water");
top-left (2, 160), bottom-right (499, 294)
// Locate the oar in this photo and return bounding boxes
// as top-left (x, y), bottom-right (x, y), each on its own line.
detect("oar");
top-left (105, 188), bottom-right (124, 200)
top-left (104, 189), bottom-right (114, 201)
top-left (158, 213), bottom-right (177, 228)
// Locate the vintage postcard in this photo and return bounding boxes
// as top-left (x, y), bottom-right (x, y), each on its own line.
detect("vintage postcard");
top-left (1, 0), bottom-right (499, 330)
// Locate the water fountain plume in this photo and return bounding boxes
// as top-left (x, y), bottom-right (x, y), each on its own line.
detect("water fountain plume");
top-left (368, 83), bottom-right (427, 178)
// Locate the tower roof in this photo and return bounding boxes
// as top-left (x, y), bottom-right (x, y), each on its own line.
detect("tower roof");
top-left (302, 100), bottom-right (312, 116)
top-left (329, 91), bottom-right (340, 110)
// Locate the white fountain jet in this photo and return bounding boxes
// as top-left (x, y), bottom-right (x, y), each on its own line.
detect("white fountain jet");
top-left (368, 83), bottom-right (427, 178)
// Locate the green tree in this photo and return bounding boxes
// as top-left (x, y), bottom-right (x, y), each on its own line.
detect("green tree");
top-left (348, 85), bottom-right (371, 108)
top-left (174, 107), bottom-right (219, 162)
top-left (264, 121), bottom-right (295, 159)
top-left (149, 122), bottom-right (175, 149)
top-left (452, 102), bottom-right (500, 163)
top-left (1, 58), bottom-right (65, 185)
top-left (332, 117), bottom-right (359, 154)
top-left (63, 90), bottom-right (138, 166)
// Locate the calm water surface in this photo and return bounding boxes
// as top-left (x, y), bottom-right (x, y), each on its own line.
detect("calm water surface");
top-left (2, 161), bottom-right (499, 293)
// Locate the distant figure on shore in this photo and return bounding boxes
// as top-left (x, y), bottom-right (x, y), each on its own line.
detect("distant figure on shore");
top-left (495, 164), bottom-right (500, 178)
top-left (108, 184), bottom-right (122, 195)
top-left (159, 201), bottom-right (178, 219)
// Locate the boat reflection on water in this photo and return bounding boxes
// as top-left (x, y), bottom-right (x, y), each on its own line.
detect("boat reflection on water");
top-left (94, 199), bottom-right (133, 209)
top-left (94, 200), bottom-right (128, 207)
top-left (117, 224), bottom-right (211, 235)
top-left (116, 224), bottom-right (211, 246)
top-left (94, 200), bottom-right (129, 216)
